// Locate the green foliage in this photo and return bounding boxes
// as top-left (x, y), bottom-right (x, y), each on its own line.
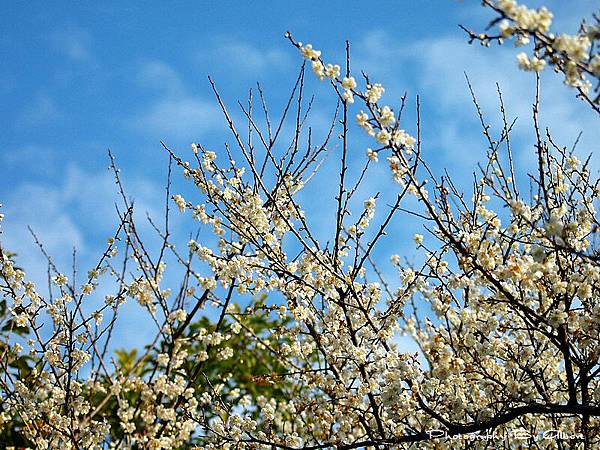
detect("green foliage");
top-left (184, 306), bottom-right (294, 407)
top-left (114, 348), bottom-right (140, 375)
top-left (77, 298), bottom-right (296, 446)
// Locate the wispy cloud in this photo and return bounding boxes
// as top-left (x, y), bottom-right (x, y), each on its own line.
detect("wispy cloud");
top-left (17, 92), bottom-right (62, 127)
top-left (50, 26), bottom-right (93, 63)
top-left (133, 95), bottom-right (220, 140)
top-left (1, 161), bottom-right (169, 349)
top-left (2, 180), bottom-right (86, 282)
top-left (198, 40), bottom-right (292, 75)
top-left (131, 59), bottom-right (221, 141)
top-left (353, 30), bottom-right (600, 176)
top-left (136, 59), bottom-right (185, 96)
top-left (1, 143), bottom-right (58, 176)
top-left (414, 36), bottom-right (599, 169)
top-left (1, 164), bottom-right (162, 282)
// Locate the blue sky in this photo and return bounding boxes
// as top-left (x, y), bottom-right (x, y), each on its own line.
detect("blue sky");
top-left (2, 1), bottom-right (599, 349)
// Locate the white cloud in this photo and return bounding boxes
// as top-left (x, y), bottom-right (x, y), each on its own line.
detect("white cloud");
top-left (202, 40), bottom-right (292, 74)
top-left (17, 92), bottom-right (62, 127)
top-left (133, 96), bottom-right (220, 139)
top-left (2, 182), bottom-right (85, 283)
top-left (352, 30), bottom-right (600, 179)
top-left (1, 163), bottom-right (169, 349)
top-left (2, 144), bottom-right (57, 175)
top-left (332, 26), bottom-right (600, 293)
top-left (1, 164), bottom-right (163, 286)
top-left (131, 59), bottom-right (222, 141)
top-left (132, 41), bottom-right (293, 144)
top-left (50, 26), bottom-right (93, 62)
top-left (136, 60), bottom-right (185, 96)
top-left (415, 36), bottom-right (599, 170)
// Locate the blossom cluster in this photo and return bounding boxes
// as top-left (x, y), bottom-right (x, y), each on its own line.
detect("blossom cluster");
top-left (473, 0), bottom-right (600, 102)
top-left (296, 39), bottom-right (420, 191)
